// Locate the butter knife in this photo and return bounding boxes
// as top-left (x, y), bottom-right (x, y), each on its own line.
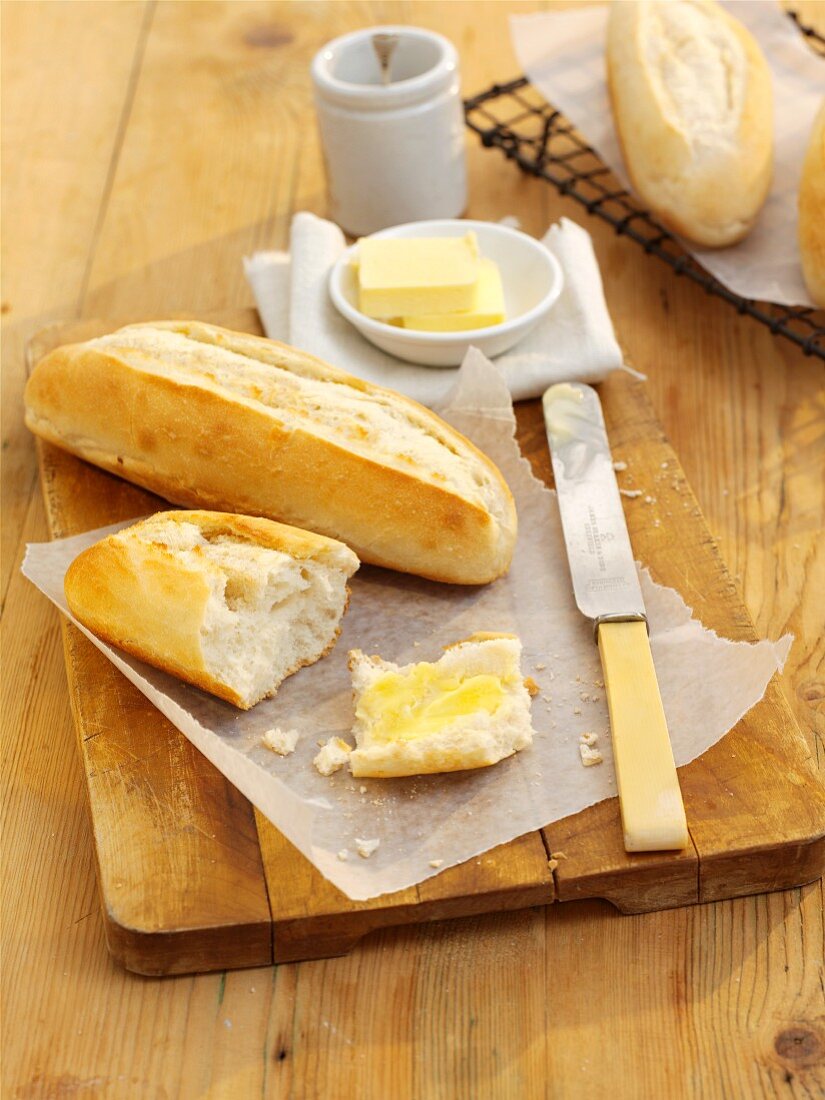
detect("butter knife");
top-left (543, 382), bottom-right (688, 852)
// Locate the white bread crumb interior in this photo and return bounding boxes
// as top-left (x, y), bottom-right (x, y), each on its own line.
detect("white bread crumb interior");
top-left (132, 518), bottom-right (351, 708)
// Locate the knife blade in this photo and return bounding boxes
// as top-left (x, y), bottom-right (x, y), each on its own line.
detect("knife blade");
top-left (543, 382), bottom-right (688, 852)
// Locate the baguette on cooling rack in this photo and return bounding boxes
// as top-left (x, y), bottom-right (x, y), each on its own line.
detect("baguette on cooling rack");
top-left (799, 102), bottom-right (825, 308)
top-left (606, 0), bottom-right (773, 248)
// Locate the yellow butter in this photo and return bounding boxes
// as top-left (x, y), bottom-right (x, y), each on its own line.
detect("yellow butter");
top-left (401, 258), bottom-right (506, 331)
top-left (354, 662), bottom-right (511, 744)
top-left (357, 233), bottom-right (481, 319)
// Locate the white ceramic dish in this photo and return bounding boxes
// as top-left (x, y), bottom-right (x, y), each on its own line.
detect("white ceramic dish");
top-left (329, 219), bottom-right (564, 367)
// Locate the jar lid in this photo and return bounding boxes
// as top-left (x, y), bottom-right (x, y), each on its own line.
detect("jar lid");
top-left (311, 26), bottom-right (459, 111)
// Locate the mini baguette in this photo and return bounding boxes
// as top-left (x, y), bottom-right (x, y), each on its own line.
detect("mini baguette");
top-left (606, 0), bottom-right (773, 248)
top-left (25, 321), bottom-right (517, 585)
top-left (64, 510), bottom-right (360, 709)
top-left (799, 102), bottom-right (825, 308)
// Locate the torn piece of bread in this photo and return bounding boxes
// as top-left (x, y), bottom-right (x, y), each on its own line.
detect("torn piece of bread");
top-left (64, 510), bottom-right (359, 709)
top-left (347, 633), bottom-right (534, 778)
top-left (24, 321), bottom-right (517, 585)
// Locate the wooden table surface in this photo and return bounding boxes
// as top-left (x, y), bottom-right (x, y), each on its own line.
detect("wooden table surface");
top-left (2, 2), bottom-right (823, 1097)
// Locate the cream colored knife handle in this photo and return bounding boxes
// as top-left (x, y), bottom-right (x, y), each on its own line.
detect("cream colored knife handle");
top-left (597, 620), bottom-right (689, 852)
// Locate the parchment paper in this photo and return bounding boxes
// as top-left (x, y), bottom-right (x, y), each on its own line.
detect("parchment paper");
top-left (511, 2), bottom-right (824, 307)
top-left (22, 352), bottom-right (791, 900)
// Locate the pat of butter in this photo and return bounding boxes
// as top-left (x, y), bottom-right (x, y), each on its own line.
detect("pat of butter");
top-left (357, 233), bottom-right (480, 319)
top-left (401, 258), bottom-right (506, 332)
top-left (354, 662), bottom-right (511, 744)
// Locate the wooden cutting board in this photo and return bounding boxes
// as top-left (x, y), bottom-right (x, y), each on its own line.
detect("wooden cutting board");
top-left (27, 312), bottom-right (825, 975)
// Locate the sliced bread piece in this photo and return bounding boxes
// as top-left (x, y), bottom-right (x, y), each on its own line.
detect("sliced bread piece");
top-left (64, 510), bottom-right (360, 709)
top-left (347, 633), bottom-right (534, 778)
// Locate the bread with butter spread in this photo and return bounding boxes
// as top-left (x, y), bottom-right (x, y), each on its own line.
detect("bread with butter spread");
top-left (347, 633), bottom-right (535, 778)
top-left (64, 510), bottom-right (359, 709)
top-left (25, 321), bottom-right (517, 585)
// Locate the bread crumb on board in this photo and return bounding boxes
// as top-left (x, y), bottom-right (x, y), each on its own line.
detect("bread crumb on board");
top-left (262, 727), bottom-right (299, 756)
top-left (337, 849), bottom-right (349, 861)
top-left (313, 737), bottom-right (352, 776)
top-left (355, 837), bottom-right (380, 859)
top-left (429, 859), bottom-right (444, 869)
top-left (613, 460), bottom-right (628, 472)
top-left (579, 742), bottom-right (603, 767)
top-left (620, 488), bottom-right (643, 499)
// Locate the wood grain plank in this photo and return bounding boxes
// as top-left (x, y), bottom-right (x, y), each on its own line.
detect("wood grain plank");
top-left (0, 0), bottom-right (150, 608)
top-left (257, 813), bottom-right (553, 962)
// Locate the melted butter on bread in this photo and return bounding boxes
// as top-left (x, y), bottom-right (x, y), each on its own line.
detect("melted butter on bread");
top-left (355, 665), bottom-right (513, 743)
top-left (348, 634), bottom-right (534, 778)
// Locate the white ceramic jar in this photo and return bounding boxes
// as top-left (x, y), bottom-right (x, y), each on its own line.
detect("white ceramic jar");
top-left (311, 26), bottom-right (467, 237)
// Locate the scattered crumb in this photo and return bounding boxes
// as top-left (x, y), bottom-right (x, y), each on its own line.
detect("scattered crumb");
top-left (579, 743), bottom-right (604, 767)
top-left (355, 837), bottom-right (380, 859)
top-left (535, 662), bottom-right (546, 671)
top-left (359, 785), bottom-right (367, 794)
top-left (262, 727), bottom-right (299, 756)
top-left (547, 858), bottom-right (559, 873)
top-left (653, 519), bottom-right (661, 528)
top-left (580, 691), bottom-right (590, 702)
top-left (613, 460), bottom-right (628, 472)
top-left (573, 707), bottom-right (582, 715)
top-left (552, 851), bottom-right (568, 860)
top-left (313, 737), bottom-right (352, 776)
top-left (644, 495), bottom-right (655, 504)
top-left (620, 489), bottom-right (643, 499)
top-left (413, 641), bottom-right (421, 647)
top-left (524, 676), bottom-right (540, 697)
top-left (575, 675), bottom-right (582, 682)
top-left (660, 461), bottom-right (668, 469)
top-left (579, 731), bottom-right (598, 746)
top-left (337, 849), bottom-right (349, 861)
top-left (429, 859), bottom-right (444, 869)
top-left (542, 694), bottom-right (552, 704)
top-left (722, 488), bottom-right (729, 496)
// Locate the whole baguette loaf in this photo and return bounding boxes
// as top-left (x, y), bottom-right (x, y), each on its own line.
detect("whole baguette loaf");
top-left (25, 321), bottom-right (517, 585)
top-left (64, 510), bottom-right (360, 709)
top-left (799, 102), bottom-right (825, 308)
top-left (606, 0), bottom-right (773, 248)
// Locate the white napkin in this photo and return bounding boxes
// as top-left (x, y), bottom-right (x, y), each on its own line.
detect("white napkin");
top-left (244, 212), bottom-right (626, 406)
top-left (511, 2), bottom-right (825, 308)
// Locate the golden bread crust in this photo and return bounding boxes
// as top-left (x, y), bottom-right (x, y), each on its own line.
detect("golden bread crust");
top-left (606, 0), bottom-right (773, 247)
top-left (25, 322), bottom-right (517, 585)
top-left (799, 103), bottom-right (825, 308)
top-left (64, 510), bottom-right (357, 709)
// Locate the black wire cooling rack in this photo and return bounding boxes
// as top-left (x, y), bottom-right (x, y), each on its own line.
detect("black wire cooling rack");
top-left (463, 11), bottom-right (825, 362)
